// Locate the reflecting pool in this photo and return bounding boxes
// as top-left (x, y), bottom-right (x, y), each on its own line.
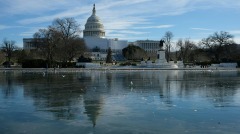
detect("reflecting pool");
top-left (0, 70), bottom-right (240, 134)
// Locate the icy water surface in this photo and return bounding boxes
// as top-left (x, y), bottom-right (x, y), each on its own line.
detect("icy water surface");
top-left (0, 70), bottom-right (240, 134)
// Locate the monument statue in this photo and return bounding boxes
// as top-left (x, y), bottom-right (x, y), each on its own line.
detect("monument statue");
top-left (159, 40), bottom-right (165, 50)
top-left (148, 57), bottom-right (151, 61)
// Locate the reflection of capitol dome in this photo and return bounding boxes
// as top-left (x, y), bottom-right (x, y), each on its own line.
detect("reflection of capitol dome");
top-left (83, 4), bottom-right (105, 38)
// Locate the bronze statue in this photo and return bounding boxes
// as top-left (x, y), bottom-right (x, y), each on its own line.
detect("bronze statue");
top-left (148, 57), bottom-right (151, 61)
top-left (159, 40), bottom-right (165, 49)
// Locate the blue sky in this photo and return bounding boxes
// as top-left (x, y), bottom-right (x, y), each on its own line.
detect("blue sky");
top-left (0, 0), bottom-right (240, 47)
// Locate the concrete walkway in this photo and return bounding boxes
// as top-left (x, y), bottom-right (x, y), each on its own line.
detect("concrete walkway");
top-left (0, 67), bottom-right (238, 73)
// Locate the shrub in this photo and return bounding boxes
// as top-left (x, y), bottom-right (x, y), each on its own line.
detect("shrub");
top-left (22, 59), bottom-right (47, 68)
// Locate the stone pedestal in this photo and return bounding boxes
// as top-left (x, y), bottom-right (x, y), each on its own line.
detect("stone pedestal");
top-left (140, 61), bottom-right (146, 66)
top-left (147, 61), bottom-right (153, 67)
top-left (177, 61), bottom-right (184, 68)
top-left (156, 50), bottom-right (167, 64)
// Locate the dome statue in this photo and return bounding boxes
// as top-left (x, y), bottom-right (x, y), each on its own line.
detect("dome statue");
top-left (83, 4), bottom-right (105, 38)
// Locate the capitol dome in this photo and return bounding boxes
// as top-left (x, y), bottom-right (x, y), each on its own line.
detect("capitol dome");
top-left (83, 4), bottom-right (105, 38)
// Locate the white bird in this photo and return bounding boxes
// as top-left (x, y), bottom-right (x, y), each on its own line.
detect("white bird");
top-left (62, 75), bottom-right (65, 77)
top-left (130, 81), bottom-right (133, 86)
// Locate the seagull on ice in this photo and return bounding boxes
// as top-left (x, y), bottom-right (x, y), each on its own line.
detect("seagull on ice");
top-left (130, 81), bottom-right (133, 86)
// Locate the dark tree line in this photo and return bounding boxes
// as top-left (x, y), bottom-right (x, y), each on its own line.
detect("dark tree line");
top-left (200, 31), bottom-right (236, 62)
top-left (174, 31), bottom-right (240, 64)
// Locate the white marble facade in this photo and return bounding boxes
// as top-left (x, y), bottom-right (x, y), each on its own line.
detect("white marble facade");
top-left (83, 4), bottom-right (128, 60)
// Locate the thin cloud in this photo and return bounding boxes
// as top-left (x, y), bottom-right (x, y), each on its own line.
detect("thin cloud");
top-left (18, 0), bottom-right (151, 25)
top-left (19, 32), bottom-right (35, 37)
top-left (191, 28), bottom-right (213, 31)
top-left (116, 30), bottom-right (149, 35)
top-left (134, 25), bottom-right (175, 29)
top-left (0, 25), bottom-right (30, 30)
top-left (19, 26), bottom-right (49, 37)
top-left (17, 0), bottom-right (240, 32)
top-left (18, 7), bottom-right (90, 25)
top-left (0, 25), bottom-right (10, 30)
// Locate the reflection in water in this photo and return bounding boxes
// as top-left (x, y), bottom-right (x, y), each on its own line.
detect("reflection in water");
top-left (78, 72), bottom-right (108, 127)
top-left (0, 72), bottom-right (17, 98)
top-left (178, 71), bottom-right (239, 107)
top-left (84, 97), bottom-right (102, 127)
top-left (0, 70), bottom-right (240, 133)
top-left (13, 72), bottom-right (86, 120)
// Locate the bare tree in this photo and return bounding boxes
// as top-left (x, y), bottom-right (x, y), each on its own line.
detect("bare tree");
top-left (211, 31), bottom-right (234, 46)
top-left (1, 39), bottom-right (16, 67)
top-left (176, 38), bottom-right (196, 63)
top-left (56, 37), bottom-right (86, 62)
top-left (163, 31), bottom-right (173, 62)
top-left (34, 28), bottom-right (60, 67)
top-left (52, 18), bottom-right (81, 41)
top-left (200, 31), bottom-right (234, 62)
top-left (51, 18), bottom-right (85, 62)
top-left (176, 39), bottom-right (184, 61)
top-left (33, 18), bottom-right (86, 67)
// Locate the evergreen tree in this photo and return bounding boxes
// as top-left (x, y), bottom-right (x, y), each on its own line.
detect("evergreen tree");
top-left (122, 45), bottom-right (146, 60)
top-left (106, 47), bottom-right (112, 63)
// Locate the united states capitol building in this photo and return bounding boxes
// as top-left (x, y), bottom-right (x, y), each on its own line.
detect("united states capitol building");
top-left (83, 5), bottom-right (164, 61)
top-left (83, 4), bottom-right (128, 61)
